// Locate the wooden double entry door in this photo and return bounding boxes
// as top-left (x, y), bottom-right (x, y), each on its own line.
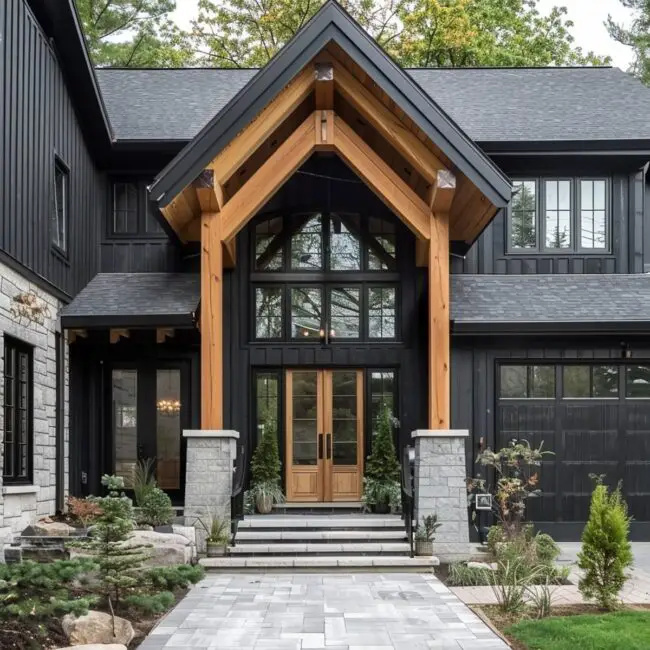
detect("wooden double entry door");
top-left (286, 369), bottom-right (364, 502)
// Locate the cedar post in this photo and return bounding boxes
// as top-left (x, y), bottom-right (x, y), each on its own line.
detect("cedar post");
top-left (201, 211), bottom-right (223, 429)
top-left (428, 212), bottom-right (450, 429)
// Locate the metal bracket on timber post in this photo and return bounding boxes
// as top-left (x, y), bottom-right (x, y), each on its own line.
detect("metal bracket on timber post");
top-left (201, 211), bottom-right (224, 430)
top-left (110, 329), bottom-right (130, 344)
top-left (428, 211), bottom-right (450, 430)
top-left (314, 62), bottom-right (334, 110)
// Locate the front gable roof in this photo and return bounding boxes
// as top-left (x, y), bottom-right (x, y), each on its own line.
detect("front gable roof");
top-left (149, 1), bottom-right (510, 211)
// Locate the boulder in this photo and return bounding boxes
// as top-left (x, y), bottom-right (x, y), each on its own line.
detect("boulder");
top-left (62, 611), bottom-right (134, 646)
top-left (58, 645), bottom-right (127, 650)
top-left (32, 518), bottom-right (75, 537)
top-left (467, 561), bottom-right (497, 571)
top-left (172, 524), bottom-right (197, 546)
top-left (128, 530), bottom-right (194, 566)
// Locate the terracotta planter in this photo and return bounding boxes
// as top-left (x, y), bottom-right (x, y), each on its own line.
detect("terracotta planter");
top-left (206, 542), bottom-right (227, 557)
top-left (256, 494), bottom-right (273, 514)
top-left (414, 539), bottom-right (433, 556)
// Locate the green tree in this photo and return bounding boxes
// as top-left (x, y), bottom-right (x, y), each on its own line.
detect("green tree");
top-left (578, 481), bottom-right (633, 610)
top-left (607, 1), bottom-right (650, 84)
top-left (189, 0), bottom-right (609, 68)
top-left (365, 401), bottom-right (400, 483)
top-left (250, 415), bottom-right (282, 485)
top-left (74, 0), bottom-right (193, 67)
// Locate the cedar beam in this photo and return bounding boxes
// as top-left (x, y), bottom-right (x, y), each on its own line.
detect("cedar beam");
top-left (220, 116), bottom-right (316, 241)
top-left (431, 169), bottom-right (456, 214)
top-left (223, 239), bottom-right (236, 268)
top-left (428, 212), bottom-right (450, 429)
top-left (332, 59), bottom-right (445, 184)
top-left (156, 328), bottom-right (174, 344)
top-left (333, 116), bottom-right (431, 240)
top-left (211, 66), bottom-right (314, 187)
top-left (314, 62), bottom-right (334, 109)
top-left (110, 328), bottom-right (130, 344)
top-left (193, 169), bottom-right (223, 213)
top-left (201, 211), bottom-right (223, 429)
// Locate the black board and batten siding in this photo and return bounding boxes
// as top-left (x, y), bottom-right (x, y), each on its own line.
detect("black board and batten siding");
top-left (1, 0), bottom-right (105, 298)
top-left (453, 338), bottom-right (650, 540)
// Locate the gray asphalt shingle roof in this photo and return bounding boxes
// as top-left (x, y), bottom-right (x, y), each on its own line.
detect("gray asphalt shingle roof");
top-left (60, 273), bottom-right (200, 327)
top-left (95, 66), bottom-right (650, 143)
top-left (452, 274), bottom-right (650, 326)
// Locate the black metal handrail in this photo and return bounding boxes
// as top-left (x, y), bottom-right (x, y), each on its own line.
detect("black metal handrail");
top-left (230, 440), bottom-right (247, 545)
top-left (400, 445), bottom-right (415, 558)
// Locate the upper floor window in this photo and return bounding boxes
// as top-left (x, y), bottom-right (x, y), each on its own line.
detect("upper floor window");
top-left (254, 212), bottom-right (396, 272)
top-left (508, 178), bottom-right (609, 253)
top-left (110, 180), bottom-right (165, 237)
top-left (3, 337), bottom-right (33, 485)
top-left (52, 157), bottom-right (69, 254)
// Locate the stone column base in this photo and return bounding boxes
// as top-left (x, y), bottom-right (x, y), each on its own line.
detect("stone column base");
top-left (432, 543), bottom-right (474, 564)
top-left (183, 429), bottom-right (239, 552)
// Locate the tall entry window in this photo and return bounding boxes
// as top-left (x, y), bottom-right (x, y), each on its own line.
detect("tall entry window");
top-left (252, 212), bottom-right (399, 342)
top-left (110, 363), bottom-right (188, 496)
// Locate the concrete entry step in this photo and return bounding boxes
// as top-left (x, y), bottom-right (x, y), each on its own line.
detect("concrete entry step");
top-left (235, 528), bottom-right (407, 542)
top-left (237, 514), bottom-right (405, 530)
top-left (200, 555), bottom-right (438, 570)
top-left (229, 542), bottom-right (411, 556)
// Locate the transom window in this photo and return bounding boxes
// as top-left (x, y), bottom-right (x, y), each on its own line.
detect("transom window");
top-left (254, 212), bottom-right (396, 272)
top-left (508, 178), bottom-right (609, 253)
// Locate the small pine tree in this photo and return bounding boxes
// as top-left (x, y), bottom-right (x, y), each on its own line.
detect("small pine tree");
top-left (365, 402), bottom-right (400, 483)
top-left (0, 559), bottom-right (96, 620)
top-left (578, 481), bottom-right (633, 610)
top-left (251, 416), bottom-right (281, 485)
top-left (77, 475), bottom-right (150, 607)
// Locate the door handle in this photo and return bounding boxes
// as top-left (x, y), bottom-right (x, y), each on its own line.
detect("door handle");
top-left (326, 433), bottom-right (332, 460)
top-left (318, 433), bottom-right (324, 460)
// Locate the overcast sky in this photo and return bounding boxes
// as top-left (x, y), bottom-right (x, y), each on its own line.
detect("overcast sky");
top-left (171, 0), bottom-right (636, 71)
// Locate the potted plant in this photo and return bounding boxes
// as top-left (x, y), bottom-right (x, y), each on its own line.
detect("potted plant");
top-left (362, 402), bottom-right (401, 513)
top-left (249, 415), bottom-right (285, 514)
top-left (204, 516), bottom-right (230, 557)
top-left (414, 514), bottom-right (441, 556)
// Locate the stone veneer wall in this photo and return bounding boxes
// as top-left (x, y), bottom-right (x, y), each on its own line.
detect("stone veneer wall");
top-left (412, 429), bottom-right (470, 562)
top-left (183, 430), bottom-right (238, 551)
top-left (0, 261), bottom-right (68, 549)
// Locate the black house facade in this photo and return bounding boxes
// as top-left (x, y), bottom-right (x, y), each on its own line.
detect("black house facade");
top-left (2, 0), bottom-right (650, 546)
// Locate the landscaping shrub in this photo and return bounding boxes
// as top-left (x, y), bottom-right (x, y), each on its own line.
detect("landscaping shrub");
top-left (145, 565), bottom-right (205, 591)
top-left (363, 402), bottom-right (400, 512)
top-left (469, 439), bottom-right (552, 539)
top-left (488, 559), bottom-right (539, 614)
top-left (124, 590), bottom-right (176, 614)
top-left (446, 562), bottom-right (492, 586)
top-left (138, 486), bottom-right (174, 527)
top-left (74, 475), bottom-right (150, 607)
top-left (526, 578), bottom-right (557, 619)
top-left (0, 559), bottom-right (97, 620)
top-left (248, 413), bottom-right (284, 510)
top-left (578, 481), bottom-right (633, 610)
top-left (130, 457), bottom-right (157, 506)
top-left (67, 495), bottom-right (103, 529)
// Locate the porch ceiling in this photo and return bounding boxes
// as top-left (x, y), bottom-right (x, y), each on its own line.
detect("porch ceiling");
top-left (149, 2), bottom-right (510, 255)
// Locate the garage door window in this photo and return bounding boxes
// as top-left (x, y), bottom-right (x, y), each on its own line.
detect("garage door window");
top-left (626, 365), bottom-right (650, 398)
top-left (563, 365), bottom-right (618, 398)
top-left (499, 365), bottom-right (555, 399)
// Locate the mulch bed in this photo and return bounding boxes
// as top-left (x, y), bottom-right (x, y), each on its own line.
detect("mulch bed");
top-left (0, 588), bottom-right (191, 650)
top-left (474, 604), bottom-right (650, 650)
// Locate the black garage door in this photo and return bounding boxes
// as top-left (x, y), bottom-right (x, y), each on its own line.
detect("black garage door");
top-left (497, 363), bottom-right (650, 539)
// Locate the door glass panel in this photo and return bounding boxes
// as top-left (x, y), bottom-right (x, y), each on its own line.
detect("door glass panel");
top-left (332, 371), bottom-right (358, 466)
top-left (156, 369), bottom-right (181, 490)
top-left (292, 372), bottom-right (318, 465)
top-left (112, 370), bottom-right (137, 483)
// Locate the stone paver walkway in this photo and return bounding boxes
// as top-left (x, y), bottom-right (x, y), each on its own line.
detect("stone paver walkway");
top-left (138, 573), bottom-right (508, 649)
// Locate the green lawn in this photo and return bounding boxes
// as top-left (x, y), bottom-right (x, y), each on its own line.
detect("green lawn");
top-left (506, 611), bottom-right (650, 650)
